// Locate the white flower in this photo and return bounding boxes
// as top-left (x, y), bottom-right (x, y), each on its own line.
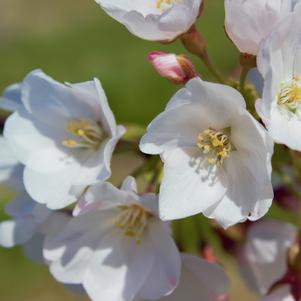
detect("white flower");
top-left (2, 70), bottom-right (125, 209)
top-left (95, 0), bottom-right (202, 41)
top-left (261, 285), bottom-right (294, 301)
top-left (224, 0), bottom-right (300, 55)
top-left (140, 77), bottom-right (274, 228)
top-left (256, 7), bottom-right (301, 151)
top-left (44, 177), bottom-right (181, 301)
top-left (0, 137), bottom-right (70, 261)
top-left (137, 254), bottom-right (230, 301)
top-left (239, 220), bottom-right (296, 295)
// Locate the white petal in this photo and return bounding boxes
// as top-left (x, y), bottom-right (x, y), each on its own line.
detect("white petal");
top-left (24, 164), bottom-right (79, 209)
top-left (83, 233), bottom-right (154, 301)
top-left (204, 152), bottom-right (273, 228)
top-left (138, 255), bottom-right (230, 301)
top-left (3, 109), bottom-right (60, 164)
top-left (0, 136), bottom-right (23, 190)
top-left (0, 83), bottom-right (22, 111)
top-left (140, 220), bottom-right (181, 299)
top-left (225, 0), bottom-right (293, 55)
top-left (73, 181), bottom-right (131, 216)
top-left (98, 125), bottom-right (126, 181)
top-left (44, 210), bottom-right (115, 284)
top-left (159, 147), bottom-right (226, 220)
top-left (240, 220), bottom-right (296, 295)
top-left (21, 70), bottom-right (99, 128)
top-left (121, 176), bottom-right (138, 193)
top-left (0, 219), bottom-right (36, 247)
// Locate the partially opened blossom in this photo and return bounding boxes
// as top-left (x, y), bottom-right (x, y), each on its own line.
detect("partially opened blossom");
top-left (148, 51), bottom-right (197, 85)
top-left (225, 0), bottom-right (300, 55)
top-left (0, 137), bottom-right (70, 261)
top-left (261, 285), bottom-right (294, 301)
top-left (2, 70), bottom-right (125, 209)
top-left (44, 177), bottom-right (181, 301)
top-left (137, 254), bottom-right (230, 301)
top-left (95, 0), bottom-right (202, 41)
top-left (140, 77), bottom-right (274, 228)
top-left (239, 220), bottom-right (296, 295)
top-left (256, 7), bottom-right (301, 151)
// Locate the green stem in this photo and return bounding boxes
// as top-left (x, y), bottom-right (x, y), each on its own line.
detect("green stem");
top-left (200, 51), bottom-right (225, 84)
top-left (239, 65), bottom-right (250, 92)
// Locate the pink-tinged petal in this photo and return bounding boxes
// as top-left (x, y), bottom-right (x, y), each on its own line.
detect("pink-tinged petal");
top-left (148, 51), bottom-right (197, 85)
top-left (225, 0), bottom-right (293, 55)
top-left (139, 254), bottom-right (230, 301)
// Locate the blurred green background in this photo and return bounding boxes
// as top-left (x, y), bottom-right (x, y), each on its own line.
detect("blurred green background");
top-left (0, 0), bottom-right (257, 300)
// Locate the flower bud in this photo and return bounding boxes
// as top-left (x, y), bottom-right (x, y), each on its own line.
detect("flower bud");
top-left (148, 51), bottom-right (197, 85)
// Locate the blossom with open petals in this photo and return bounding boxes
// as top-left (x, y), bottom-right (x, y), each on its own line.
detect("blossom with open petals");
top-left (140, 78), bottom-right (274, 228)
top-left (225, 0), bottom-right (300, 55)
top-left (2, 70), bottom-right (125, 209)
top-left (95, 0), bottom-right (202, 41)
top-left (256, 7), bottom-right (301, 151)
top-left (44, 177), bottom-right (181, 301)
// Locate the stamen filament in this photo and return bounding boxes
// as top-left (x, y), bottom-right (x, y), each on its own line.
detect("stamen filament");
top-left (62, 118), bottom-right (104, 149)
top-left (197, 128), bottom-right (232, 166)
top-left (115, 204), bottom-right (152, 245)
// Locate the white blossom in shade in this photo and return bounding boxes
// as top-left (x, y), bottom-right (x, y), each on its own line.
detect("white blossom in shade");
top-left (224, 0), bottom-right (300, 56)
top-left (139, 77), bottom-right (274, 228)
top-left (136, 254), bottom-right (230, 301)
top-left (44, 177), bottom-right (181, 301)
top-left (2, 69), bottom-right (125, 209)
top-left (0, 137), bottom-right (70, 261)
top-left (239, 220), bottom-right (296, 295)
top-left (256, 7), bottom-right (301, 151)
top-left (261, 285), bottom-right (294, 301)
top-left (94, 0), bottom-right (202, 42)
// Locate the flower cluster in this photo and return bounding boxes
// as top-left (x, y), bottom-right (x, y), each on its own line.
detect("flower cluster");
top-left (2, 0), bottom-right (301, 300)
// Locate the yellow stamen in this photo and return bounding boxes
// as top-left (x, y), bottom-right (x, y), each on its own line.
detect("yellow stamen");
top-left (197, 128), bottom-right (232, 166)
top-left (278, 76), bottom-right (301, 113)
top-left (115, 204), bottom-right (153, 245)
top-left (62, 118), bottom-right (104, 149)
top-left (156, 0), bottom-right (177, 10)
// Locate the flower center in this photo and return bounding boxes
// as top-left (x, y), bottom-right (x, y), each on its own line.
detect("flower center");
top-left (197, 128), bottom-right (232, 166)
top-left (62, 118), bottom-right (104, 149)
top-left (155, 0), bottom-right (180, 11)
top-left (278, 76), bottom-right (301, 113)
top-left (156, 0), bottom-right (171, 9)
top-left (115, 204), bottom-right (153, 245)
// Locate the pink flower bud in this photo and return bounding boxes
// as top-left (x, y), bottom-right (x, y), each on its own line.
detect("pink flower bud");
top-left (148, 51), bottom-right (197, 85)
